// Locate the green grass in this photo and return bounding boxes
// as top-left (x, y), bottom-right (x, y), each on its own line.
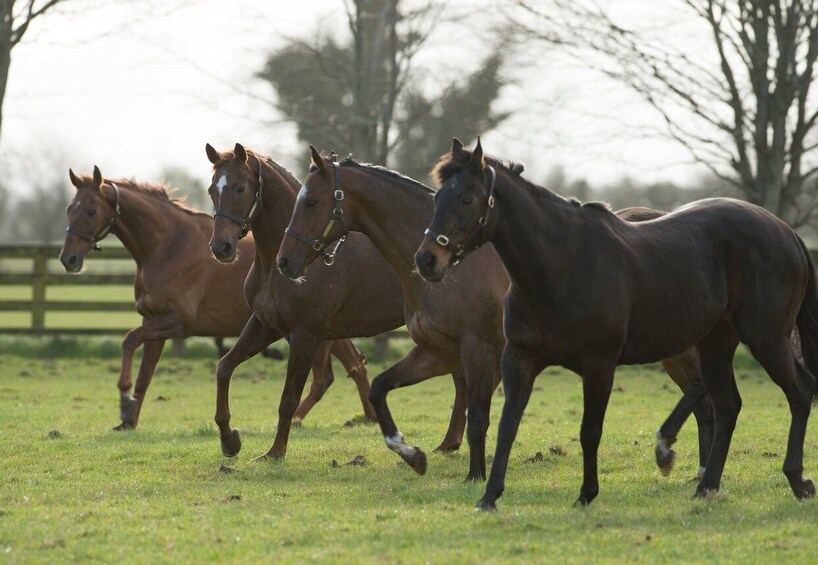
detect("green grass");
top-left (0, 344), bottom-right (816, 563)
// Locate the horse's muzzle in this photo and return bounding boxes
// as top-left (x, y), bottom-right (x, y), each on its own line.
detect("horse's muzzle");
top-left (210, 238), bottom-right (237, 263)
top-left (415, 248), bottom-right (447, 282)
top-left (59, 253), bottom-right (83, 273)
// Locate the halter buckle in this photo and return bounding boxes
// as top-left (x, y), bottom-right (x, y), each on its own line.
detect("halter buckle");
top-left (334, 190), bottom-right (344, 201)
top-left (435, 234), bottom-right (450, 247)
top-left (312, 240), bottom-right (324, 251)
top-left (488, 195), bottom-right (495, 208)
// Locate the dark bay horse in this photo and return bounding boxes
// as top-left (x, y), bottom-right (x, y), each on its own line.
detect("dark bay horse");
top-left (275, 146), bottom-right (713, 481)
top-left (206, 143), bottom-right (470, 461)
top-left (59, 167), bottom-right (375, 430)
top-left (417, 139), bottom-right (818, 509)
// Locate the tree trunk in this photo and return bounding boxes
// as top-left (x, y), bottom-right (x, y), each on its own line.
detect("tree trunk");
top-left (0, 1), bottom-right (12, 143)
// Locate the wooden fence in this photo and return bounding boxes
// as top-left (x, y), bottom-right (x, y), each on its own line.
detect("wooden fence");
top-left (0, 244), bottom-right (406, 358)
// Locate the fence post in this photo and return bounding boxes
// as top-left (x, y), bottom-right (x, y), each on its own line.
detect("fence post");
top-left (172, 338), bottom-right (186, 358)
top-left (31, 250), bottom-right (47, 331)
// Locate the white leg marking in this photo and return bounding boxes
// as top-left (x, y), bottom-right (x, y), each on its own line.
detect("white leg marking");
top-left (385, 431), bottom-right (416, 457)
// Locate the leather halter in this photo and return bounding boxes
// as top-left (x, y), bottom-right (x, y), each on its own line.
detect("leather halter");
top-left (213, 156), bottom-right (263, 239)
top-left (283, 162), bottom-right (348, 266)
top-left (65, 182), bottom-right (121, 251)
top-left (424, 166), bottom-right (496, 265)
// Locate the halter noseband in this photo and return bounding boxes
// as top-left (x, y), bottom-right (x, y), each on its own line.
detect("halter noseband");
top-left (424, 165), bottom-right (496, 265)
top-left (213, 156), bottom-right (263, 239)
top-left (283, 161), bottom-right (348, 266)
top-left (65, 182), bottom-right (121, 251)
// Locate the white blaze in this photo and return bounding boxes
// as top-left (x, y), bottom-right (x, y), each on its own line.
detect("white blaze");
top-left (216, 174), bottom-right (228, 195)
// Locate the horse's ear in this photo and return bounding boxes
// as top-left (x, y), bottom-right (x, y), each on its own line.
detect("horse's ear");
top-left (205, 143), bottom-right (220, 164)
top-left (92, 165), bottom-right (103, 188)
top-left (451, 137), bottom-right (465, 154)
top-left (234, 143), bottom-right (248, 163)
top-left (68, 168), bottom-right (81, 189)
top-left (309, 145), bottom-right (325, 173)
top-left (470, 136), bottom-right (484, 171)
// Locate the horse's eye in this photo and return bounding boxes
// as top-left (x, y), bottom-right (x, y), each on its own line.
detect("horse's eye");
top-left (306, 200), bottom-right (317, 208)
top-left (462, 197), bottom-right (473, 205)
top-left (237, 186), bottom-right (245, 194)
top-left (88, 209), bottom-right (97, 216)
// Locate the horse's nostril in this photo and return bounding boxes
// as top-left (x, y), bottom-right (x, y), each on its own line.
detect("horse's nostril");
top-left (277, 257), bottom-right (289, 271)
top-left (221, 241), bottom-right (233, 256)
top-left (68, 256), bottom-right (78, 266)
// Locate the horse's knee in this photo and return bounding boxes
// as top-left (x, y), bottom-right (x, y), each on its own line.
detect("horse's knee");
top-left (369, 375), bottom-right (390, 403)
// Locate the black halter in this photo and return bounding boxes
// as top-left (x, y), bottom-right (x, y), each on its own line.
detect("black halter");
top-left (65, 182), bottom-right (121, 251)
top-left (424, 166), bottom-right (496, 265)
top-left (213, 156), bottom-right (263, 239)
top-left (283, 162), bottom-right (348, 266)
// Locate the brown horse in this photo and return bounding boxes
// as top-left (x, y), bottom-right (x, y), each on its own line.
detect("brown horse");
top-left (59, 166), bottom-right (375, 430)
top-left (206, 143), bottom-right (472, 461)
top-left (418, 139), bottom-right (818, 509)
top-left (275, 148), bottom-right (713, 481)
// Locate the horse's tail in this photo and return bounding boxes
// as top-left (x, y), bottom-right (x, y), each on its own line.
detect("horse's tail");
top-left (795, 235), bottom-right (818, 404)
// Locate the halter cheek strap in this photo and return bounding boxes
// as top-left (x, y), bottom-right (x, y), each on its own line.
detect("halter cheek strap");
top-left (424, 166), bottom-right (496, 264)
top-left (213, 156), bottom-right (263, 239)
top-left (283, 161), bottom-right (348, 266)
top-left (65, 182), bottom-right (121, 251)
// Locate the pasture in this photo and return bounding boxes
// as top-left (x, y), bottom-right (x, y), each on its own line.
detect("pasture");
top-left (1, 337), bottom-right (816, 563)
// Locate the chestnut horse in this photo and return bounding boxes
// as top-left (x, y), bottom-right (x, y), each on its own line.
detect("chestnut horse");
top-left (418, 139), bottom-right (818, 509)
top-left (206, 143), bottom-right (472, 461)
top-left (59, 167), bottom-right (375, 430)
top-left (276, 147), bottom-right (714, 481)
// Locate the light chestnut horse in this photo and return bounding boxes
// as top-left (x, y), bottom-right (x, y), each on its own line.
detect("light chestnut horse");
top-left (59, 166), bottom-right (375, 430)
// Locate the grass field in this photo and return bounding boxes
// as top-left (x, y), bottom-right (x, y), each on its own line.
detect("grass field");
top-left (1, 340), bottom-right (817, 563)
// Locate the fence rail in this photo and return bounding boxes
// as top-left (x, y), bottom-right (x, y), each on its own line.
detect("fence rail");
top-left (0, 245), bottom-right (410, 358)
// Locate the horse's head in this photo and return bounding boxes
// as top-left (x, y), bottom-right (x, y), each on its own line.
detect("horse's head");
top-left (416, 137), bottom-right (497, 282)
top-left (276, 145), bottom-right (348, 279)
top-left (206, 142), bottom-right (262, 263)
top-left (60, 166), bottom-right (120, 273)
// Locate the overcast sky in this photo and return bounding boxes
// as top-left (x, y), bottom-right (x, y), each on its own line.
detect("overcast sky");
top-left (1, 0), bottom-right (707, 197)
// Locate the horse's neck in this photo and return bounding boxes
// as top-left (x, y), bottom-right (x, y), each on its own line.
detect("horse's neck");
top-left (347, 170), bottom-right (432, 278)
top-left (249, 162), bottom-right (298, 271)
top-left (111, 186), bottom-right (194, 265)
top-left (491, 178), bottom-right (582, 292)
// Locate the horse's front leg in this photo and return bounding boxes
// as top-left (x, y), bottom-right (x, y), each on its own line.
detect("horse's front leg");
top-left (215, 315), bottom-right (281, 457)
top-left (478, 344), bottom-right (543, 511)
top-left (253, 331), bottom-right (322, 461)
top-left (369, 345), bottom-right (455, 475)
top-left (292, 341), bottom-right (334, 425)
top-left (332, 339), bottom-right (377, 421)
top-left (575, 359), bottom-right (616, 506)
top-left (114, 315), bottom-right (184, 430)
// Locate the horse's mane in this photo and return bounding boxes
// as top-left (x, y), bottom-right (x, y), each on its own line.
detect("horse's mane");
top-left (74, 174), bottom-right (210, 217)
top-left (432, 147), bottom-right (611, 212)
top-left (329, 157), bottom-right (435, 194)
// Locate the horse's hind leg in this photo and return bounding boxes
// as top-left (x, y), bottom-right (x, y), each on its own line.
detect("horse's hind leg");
top-left (215, 315), bottom-right (281, 457)
top-left (292, 341), bottom-right (334, 425)
top-left (434, 367), bottom-right (467, 453)
top-left (692, 322), bottom-right (740, 497)
top-left (369, 345), bottom-right (456, 475)
top-left (748, 340), bottom-right (815, 499)
top-left (478, 345), bottom-right (544, 511)
top-left (332, 339), bottom-right (377, 421)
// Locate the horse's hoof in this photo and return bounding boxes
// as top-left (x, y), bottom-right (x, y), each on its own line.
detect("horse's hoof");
top-left (793, 479), bottom-right (815, 500)
top-left (291, 418), bottom-right (303, 428)
top-left (119, 395), bottom-right (137, 422)
top-left (464, 472), bottom-right (486, 483)
top-left (433, 441), bottom-right (461, 453)
top-left (112, 421), bottom-right (135, 431)
top-left (251, 451), bottom-right (283, 463)
top-left (400, 447), bottom-right (427, 475)
top-left (573, 496), bottom-right (592, 508)
top-left (220, 428), bottom-right (242, 457)
top-left (655, 447), bottom-right (676, 477)
top-left (475, 498), bottom-right (497, 512)
top-left (692, 485), bottom-right (718, 499)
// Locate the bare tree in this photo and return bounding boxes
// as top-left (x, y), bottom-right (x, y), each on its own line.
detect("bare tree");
top-left (0, 1), bottom-right (71, 141)
top-left (512, 0), bottom-right (818, 226)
